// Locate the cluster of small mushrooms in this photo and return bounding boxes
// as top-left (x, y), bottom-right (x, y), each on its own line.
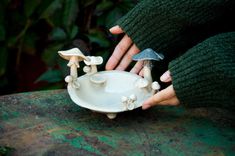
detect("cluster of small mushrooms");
top-left (58, 48), bottom-right (103, 88)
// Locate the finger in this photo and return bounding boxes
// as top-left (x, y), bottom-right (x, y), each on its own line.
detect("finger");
top-left (130, 61), bottom-right (144, 74)
top-left (142, 85), bottom-right (175, 109)
top-left (143, 96), bottom-right (179, 109)
top-left (109, 25), bottom-right (123, 34)
top-left (160, 70), bottom-right (172, 82)
top-left (139, 68), bottom-right (144, 77)
top-left (157, 96), bottom-right (180, 106)
top-left (106, 35), bottom-right (133, 70)
top-left (116, 44), bottom-right (140, 70)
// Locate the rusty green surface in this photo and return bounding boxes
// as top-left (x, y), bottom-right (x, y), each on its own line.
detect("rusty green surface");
top-left (0, 90), bottom-right (235, 156)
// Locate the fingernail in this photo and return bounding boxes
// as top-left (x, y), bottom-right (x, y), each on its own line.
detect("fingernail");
top-left (109, 26), bottom-right (117, 32)
top-left (160, 71), bottom-right (170, 82)
top-left (142, 104), bottom-right (151, 110)
top-left (109, 27), bottom-right (114, 32)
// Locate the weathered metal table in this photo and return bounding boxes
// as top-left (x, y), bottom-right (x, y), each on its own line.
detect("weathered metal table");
top-left (0, 90), bottom-right (234, 156)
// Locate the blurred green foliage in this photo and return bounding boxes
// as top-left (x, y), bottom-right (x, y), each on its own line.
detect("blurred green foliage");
top-left (0, 0), bottom-right (136, 94)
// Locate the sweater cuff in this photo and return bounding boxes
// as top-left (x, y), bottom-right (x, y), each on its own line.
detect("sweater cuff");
top-left (169, 32), bottom-right (235, 108)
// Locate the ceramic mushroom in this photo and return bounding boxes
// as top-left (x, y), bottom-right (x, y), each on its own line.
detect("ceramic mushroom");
top-left (58, 48), bottom-right (87, 87)
top-left (132, 48), bottom-right (164, 84)
top-left (84, 56), bottom-right (103, 74)
top-left (151, 81), bottom-right (161, 94)
top-left (58, 48), bottom-right (87, 78)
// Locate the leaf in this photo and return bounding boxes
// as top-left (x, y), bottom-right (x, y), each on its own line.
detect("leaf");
top-left (57, 58), bottom-right (69, 77)
top-left (37, 0), bottom-right (61, 17)
top-left (22, 32), bottom-right (37, 55)
top-left (0, 47), bottom-right (8, 77)
top-left (24, 0), bottom-right (40, 17)
top-left (63, 0), bottom-right (78, 29)
top-left (87, 29), bottom-right (110, 48)
top-left (42, 44), bottom-right (65, 67)
top-left (96, 0), bottom-right (114, 12)
top-left (82, 0), bottom-right (97, 7)
top-left (39, 0), bottom-right (62, 19)
top-left (36, 69), bottom-right (63, 83)
top-left (105, 7), bottom-right (124, 28)
top-left (69, 25), bottom-right (79, 39)
top-left (50, 27), bottom-right (67, 41)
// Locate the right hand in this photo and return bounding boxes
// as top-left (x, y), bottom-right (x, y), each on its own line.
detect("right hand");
top-left (105, 25), bottom-right (143, 75)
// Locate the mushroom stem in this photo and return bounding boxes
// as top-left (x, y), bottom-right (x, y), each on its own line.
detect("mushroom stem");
top-left (69, 56), bottom-right (79, 78)
top-left (90, 65), bottom-right (97, 74)
top-left (70, 64), bottom-right (77, 78)
top-left (143, 60), bottom-right (152, 84)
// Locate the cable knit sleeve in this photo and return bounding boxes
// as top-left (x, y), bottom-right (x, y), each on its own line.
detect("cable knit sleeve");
top-left (169, 32), bottom-right (235, 108)
top-left (116, 0), bottom-right (235, 57)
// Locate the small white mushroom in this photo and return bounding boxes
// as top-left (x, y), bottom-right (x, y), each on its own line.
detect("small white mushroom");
top-left (84, 56), bottom-right (103, 74)
top-left (65, 75), bottom-right (80, 89)
top-left (152, 81), bottom-right (160, 90)
top-left (65, 75), bottom-right (73, 83)
top-left (121, 96), bottom-right (128, 103)
top-left (129, 94), bottom-right (137, 102)
top-left (151, 81), bottom-right (161, 94)
top-left (83, 66), bottom-right (91, 73)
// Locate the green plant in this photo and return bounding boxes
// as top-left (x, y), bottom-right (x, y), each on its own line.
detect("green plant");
top-left (0, 0), bottom-right (136, 94)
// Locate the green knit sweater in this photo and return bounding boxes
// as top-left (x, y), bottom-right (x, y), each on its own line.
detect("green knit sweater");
top-left (116, 0), bottom-right (235, 109)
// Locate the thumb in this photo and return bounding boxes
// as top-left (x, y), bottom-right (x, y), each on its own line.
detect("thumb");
top-left (109, 25), bottom-right (123, 34)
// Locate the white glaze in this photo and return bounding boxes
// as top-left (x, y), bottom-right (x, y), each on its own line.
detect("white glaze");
top-left (58, 48), bottom-right (160, 119)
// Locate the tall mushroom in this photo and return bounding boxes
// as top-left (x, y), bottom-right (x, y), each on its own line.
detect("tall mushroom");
top-left (84, 56), bottom-right (103, 74)
top-left (58, 48), bottom-right (87, 79)
top-left (132, 48), bottom-right (164, 83)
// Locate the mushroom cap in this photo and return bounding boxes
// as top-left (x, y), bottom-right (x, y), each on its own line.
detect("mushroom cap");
top-left (151, 81), bottom-right (161, 90)
top-left (84, 56), bottom-right (103, 65)
top-left (132, 48), bottom-right (164, 61)
top-left (121, 96), bottom-right (128, 103)
top-left (83, 66), bottom-right (91, 73)
top-left (129, 94), bottom-right (137, 101)
top-left (58, 48), bottom-right (87, 61)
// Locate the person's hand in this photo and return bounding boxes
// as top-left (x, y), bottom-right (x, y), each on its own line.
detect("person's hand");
top-left (142, 70), bottom-right (180, 110)
top-left (106, 25), bottom-right (143, 74)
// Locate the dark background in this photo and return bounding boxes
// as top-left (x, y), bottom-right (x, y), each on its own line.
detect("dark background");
top-left (0, 0), bottom-right (137, 95)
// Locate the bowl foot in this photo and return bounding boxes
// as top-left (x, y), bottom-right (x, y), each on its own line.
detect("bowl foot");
top-left (106, 113), bottom-right (117, 119)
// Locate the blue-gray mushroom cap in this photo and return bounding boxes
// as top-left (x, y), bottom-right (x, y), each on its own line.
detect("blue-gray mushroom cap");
top-left (132, 48), bottom-right (164, 61)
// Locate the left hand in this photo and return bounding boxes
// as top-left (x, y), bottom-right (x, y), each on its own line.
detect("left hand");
top-left (142, 70), bottom-right (180, 110)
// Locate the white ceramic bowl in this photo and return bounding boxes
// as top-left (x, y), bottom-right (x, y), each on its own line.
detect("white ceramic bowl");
top-left (67, 70), bottom-right (153, 117)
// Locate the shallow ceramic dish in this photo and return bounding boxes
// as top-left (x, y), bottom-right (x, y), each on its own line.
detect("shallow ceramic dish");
top-left (58, 48), bottom-right (163, 119)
